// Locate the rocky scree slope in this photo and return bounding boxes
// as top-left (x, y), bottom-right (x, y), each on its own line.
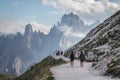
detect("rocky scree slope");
top-left (64, 10), bottom-right (120, 77)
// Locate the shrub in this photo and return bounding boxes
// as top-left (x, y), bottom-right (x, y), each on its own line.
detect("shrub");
top-left (96, 37), bottom-right (108, 46)
top-left (116, 18), bottom-right (120, 24)
top-left (47, 76), bottom-right (55, 80)
top-left (106, 58), bottom-right (120, 77)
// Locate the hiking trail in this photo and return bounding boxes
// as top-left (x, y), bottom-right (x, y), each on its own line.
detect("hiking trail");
top-left (51, 57), bottom-right (119, 80)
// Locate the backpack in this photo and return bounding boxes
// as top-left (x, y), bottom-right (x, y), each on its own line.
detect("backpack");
top-left (80, 52), bottom-right (85, 60)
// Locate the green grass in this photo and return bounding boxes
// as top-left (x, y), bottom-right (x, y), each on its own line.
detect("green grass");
top-left (105, 58), bottom-right (120, 77)
top-left (116, 18), bottom-right (120, 24)
top-left (105, 68), bottom-right (120, 78)
top-left (0, 73), bottom-right (14, 80)
top-left (64, 49), bottom-right (72, 57)
top-left (96, 36), bottom-right (108, 46)
top-left (14, 55), bottom-right (67, 80)
top-left (107, 30), bottom-right (120, 41)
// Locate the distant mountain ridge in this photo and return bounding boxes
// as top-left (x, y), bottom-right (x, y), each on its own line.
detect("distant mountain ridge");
top-left (0, 12), bottom-right (99, 76)
top-left (60, 12), bottom-right (84, 32)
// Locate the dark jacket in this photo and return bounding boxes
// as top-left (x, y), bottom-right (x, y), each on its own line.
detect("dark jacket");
top-left (79, 51), bottom-right (85, 61)
top-left (70, 51), bottom-right (74, 61)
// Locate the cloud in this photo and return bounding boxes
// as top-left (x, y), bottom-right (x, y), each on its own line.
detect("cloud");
top-left (70, 32), bottom-right (86, 38)
top-left (0, 20), bottom-right (26, 34)
top-left (59, 25), bottom-right (86, 38)
top-left (59, 25), bottom-right (86, 49)
top-left (0, 20), bottom-right (51, 34)
top-left (30, 22), bottom-right (51, 34)
top-left (41, 0), bottom-right (120, 22)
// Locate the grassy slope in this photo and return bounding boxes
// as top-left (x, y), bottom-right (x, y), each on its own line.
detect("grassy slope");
top-left (0, 73), bottom-right (14, 80)
top-left (14, 55), bottom-right (67, 80)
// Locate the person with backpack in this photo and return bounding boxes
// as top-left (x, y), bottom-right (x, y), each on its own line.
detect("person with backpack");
top-left (61, 50), bottom-right (63, 56)
top-left (79, 50), bottom-right (85, 67)
top-left (70, 50), bottom-right (75, 67)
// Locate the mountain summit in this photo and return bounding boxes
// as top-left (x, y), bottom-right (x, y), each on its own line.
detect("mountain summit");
top-left (24, 24), bottom-right (33, 37)
top-left (60, 12), bottom-right (84, 32)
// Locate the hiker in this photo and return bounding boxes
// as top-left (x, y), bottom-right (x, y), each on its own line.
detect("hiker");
top-left (79, 51), bottom-right (85, 67)
top-left (61, 50), bottom-right (63, 56)
top-left (56, 50), bottom-right (60, 56)
top-left (70, 50), bottom-right (75, 67)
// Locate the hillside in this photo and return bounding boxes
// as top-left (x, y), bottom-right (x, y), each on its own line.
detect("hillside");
top-left (64, 10), bottom-right (120, 77)
top-left (0, 73), bottom-right (14, 80)
top-left (13, 55), bottom-right (67, 80)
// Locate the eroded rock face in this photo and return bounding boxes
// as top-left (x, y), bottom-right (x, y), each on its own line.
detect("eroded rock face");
top-left (61, 12), bottom-right (84, 32)
top-left (64, 10), bottom-right (120, 77)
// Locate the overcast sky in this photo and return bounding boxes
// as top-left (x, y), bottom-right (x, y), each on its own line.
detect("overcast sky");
top-left (0, 0), bottom-right (120, 34)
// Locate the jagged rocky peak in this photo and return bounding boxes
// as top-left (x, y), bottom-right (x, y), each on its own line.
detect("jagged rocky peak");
top-left (24, 24), bottom-right (33, 49)
top-left (49, 24), bottom-right (61, 36)
top-left (60, 12), bottom-right (84, 27)
top-left (59, 12), bottom-right (85, 32)
top-left (24, 24), bottom-right (33, 36)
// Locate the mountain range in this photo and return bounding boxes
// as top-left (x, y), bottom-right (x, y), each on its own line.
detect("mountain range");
top-left (0, 12), bottom-right (99, 76)
top-left (0, 9), bottom-right (120, 80)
